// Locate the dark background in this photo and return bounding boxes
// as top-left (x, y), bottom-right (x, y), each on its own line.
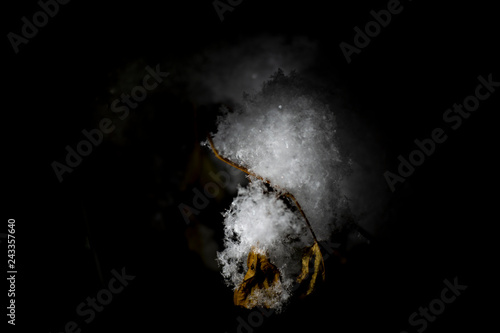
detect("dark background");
top-left (4, 0), bottom-right (498, 332)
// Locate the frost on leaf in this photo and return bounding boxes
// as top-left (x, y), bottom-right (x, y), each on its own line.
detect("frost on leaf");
top-left (234, 247), bottom-right (281, 308)
top-left (211, 69), bottom-right (351, 310)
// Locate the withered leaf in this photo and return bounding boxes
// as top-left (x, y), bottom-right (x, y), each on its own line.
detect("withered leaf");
top-left (296, 241), bottom-right (325, 297)
top-left (234, 247), bottom-right (281, 308)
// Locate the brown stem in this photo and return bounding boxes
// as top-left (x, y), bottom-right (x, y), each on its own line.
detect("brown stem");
top-left (282, 192), bottom-right (318, 242)
top-left (206, 136), bottom-right (319, 243)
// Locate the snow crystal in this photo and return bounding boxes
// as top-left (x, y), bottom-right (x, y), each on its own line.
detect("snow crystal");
top-left (213, 70), bottom-right (350, 241)
top-left (213, 70), bottom-right (351, 309)
top-left (216, 178), bottom-right (310, 308)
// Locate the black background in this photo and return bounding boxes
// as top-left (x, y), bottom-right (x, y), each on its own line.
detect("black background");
top-left (4, 0), bottom-right (498, 332)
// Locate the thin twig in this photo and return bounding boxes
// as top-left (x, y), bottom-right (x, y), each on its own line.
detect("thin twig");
top-left (206, 136), bottom-right (319, 243)
top-left (81, 200), bottom-right (104, 287)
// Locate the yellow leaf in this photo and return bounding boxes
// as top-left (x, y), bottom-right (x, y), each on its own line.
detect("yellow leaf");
top-left (296, 241), bottom-right (325, 297)
top-left (234, 247), bottom-right (281, 308)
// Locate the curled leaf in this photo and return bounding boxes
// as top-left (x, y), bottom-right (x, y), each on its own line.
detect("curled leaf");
top-left (234, 247), bottom-right (281, 308)
top-left (297, 241), bottom-right (325, 297)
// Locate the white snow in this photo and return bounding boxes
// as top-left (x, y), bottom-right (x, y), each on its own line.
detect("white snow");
top-left (211, 70), bottom-right (351, 309)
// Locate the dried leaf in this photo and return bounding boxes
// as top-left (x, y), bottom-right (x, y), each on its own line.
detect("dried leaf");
top-left (234, 247), bottom-right (281, 308)
top-left (296, 241), bottom-right (325, 296)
